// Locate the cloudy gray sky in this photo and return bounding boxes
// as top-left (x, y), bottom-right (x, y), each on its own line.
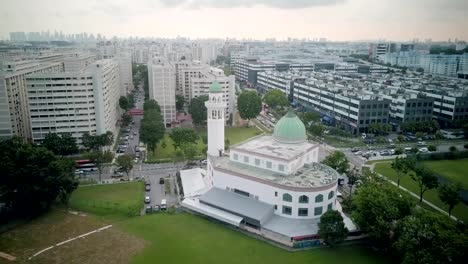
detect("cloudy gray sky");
top-left (1, 0), bottom-right (467, 41)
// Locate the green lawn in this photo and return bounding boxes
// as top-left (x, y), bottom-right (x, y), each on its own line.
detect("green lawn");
top-left (422, 158), bottom-right (468, 189)
top-left (120, 213), bottom-right (390, 264)
top-left (69, 182), bottom-right (144, 218)
top-left (374, 162), bottom-right (468, 222)
top-left (147, 127), bottom-right (262, 162)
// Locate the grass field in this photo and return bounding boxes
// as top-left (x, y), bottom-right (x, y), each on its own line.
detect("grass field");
top-left (374, 162), bottom-right (468, 223)
top-left (69, 182), bottom-right (144, 218)
top-left (147, 126), bottom-right (262, 161)
top-left (422, 158), bottom-right (468, 189)
top-left (0, 210), bottom-right (145, 264)
top-left (120, 213), bottom-right (389, 264)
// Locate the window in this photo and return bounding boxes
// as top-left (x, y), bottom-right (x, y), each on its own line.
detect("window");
top-left (266, 161), bottom-right (272, 168)
top-left (255, 158), bottom-right (260, 166)
top-left (314, 206), bottom-right (323, 216)
top-left (233, 153), bottom-right (238, 160)
top-left (274, 205), bottom-right (278, 210)
top-left (243, 156), bottom-right (249, 163)
top-left (327, 203), bottom-right (333, 211)
top-left (283, 193), bottom-right (292, 202)
top-left (298, 208), bottom-right (308, 216)
top-left (328, 191), bottom-right (334, 199)
top-left (278, 164), bottom-right (285, 171)
top-left (299, 195), bottom-right (309, 203)
top-left (274, 191), bottom-right (278, 197)
top-left (315, 194), bottom-right (323, 203)
top-left (282, 206), bottom-right (292, 215)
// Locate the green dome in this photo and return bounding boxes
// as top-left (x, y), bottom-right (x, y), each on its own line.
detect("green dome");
top-left (209, 81), bottom-right (222, 93)
top-left (273, 111), bottom-right (307, 143)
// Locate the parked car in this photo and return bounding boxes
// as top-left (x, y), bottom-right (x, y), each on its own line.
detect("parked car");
top-left (417, 141), bottom-right (427, 146)
top-left (153, 205), bottom-right (160, 212)
top-left (145, 184), bottom-right (150, 191)
top-left (160, 199), bottom-right (167, 210)
top-left (419, 147), bottom-right (429, 153)
top-left (145, 205), bottom-right (152, 214)
top-left (144, 196), bottom-right (150, 204)
top-left (159, 177), bottom-right (165, 184)
top-left (133, 131), bottom-right (137, 135)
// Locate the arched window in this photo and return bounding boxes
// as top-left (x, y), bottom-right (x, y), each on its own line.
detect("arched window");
top-left (282, 193), bottom-right (292, 202)
top-left (299, 195), bottom-right (309, 203)
top-left (315, 194), bottom-right (323, 203)
top-left (328, 191), bottom-right (334, 200)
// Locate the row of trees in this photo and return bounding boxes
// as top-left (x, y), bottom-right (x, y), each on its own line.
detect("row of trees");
top-left (391, 156), bottom-right (462, 216)
top-left (352, 173), bottom-right (467, 263)
top-left (400, 120), bottom-right (440, 134)
top-left (140, 99), bottom-right (165, 154)
top-left (0, 137), bottom-right (79, 218)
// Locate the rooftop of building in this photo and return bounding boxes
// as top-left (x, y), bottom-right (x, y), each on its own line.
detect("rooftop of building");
top-left (213, 157), bottom-right (338, 189)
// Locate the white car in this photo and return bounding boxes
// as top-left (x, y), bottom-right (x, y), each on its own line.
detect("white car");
top-left (201, 159), bottom-right (208, 165)
top-left (419, 147), bottom-right (428, 153)
top-left (144, 196), bottom-right (150, 204)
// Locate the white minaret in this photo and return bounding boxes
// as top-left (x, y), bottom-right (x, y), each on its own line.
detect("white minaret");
top-left (205, 81), bottom-right (226, 157)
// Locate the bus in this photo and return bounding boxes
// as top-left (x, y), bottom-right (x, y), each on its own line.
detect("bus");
top-left (75, 159), bottom-right (97, 172)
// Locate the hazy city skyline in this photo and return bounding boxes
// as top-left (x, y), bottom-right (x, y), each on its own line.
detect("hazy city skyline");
top-left (1, 0), bottom-right (468, 41)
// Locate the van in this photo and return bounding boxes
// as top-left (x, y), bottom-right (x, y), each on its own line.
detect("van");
top-left (160, 199), bottom-right (167, 210)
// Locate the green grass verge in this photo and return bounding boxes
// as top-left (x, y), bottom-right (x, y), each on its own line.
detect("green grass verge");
top-left (147, 127), bottom-right (262, 162)
top-left (374, 162), bottom-right (468, 223)
top-left (421, 158), bottom-right (468, 189)
top-left (69, 182), bottom-right (144, 218)
top-left (120, 213), bottom-right (390, 264)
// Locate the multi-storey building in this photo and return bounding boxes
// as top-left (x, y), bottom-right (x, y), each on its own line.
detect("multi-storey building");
top-left (116, 52), bottom-right (133, 96)
top-left (420, 55), bottom-right (460, 77)
top-left (148, 58), bottom-right (176, 126)
top-left (0, 59), bottom-right (63, 140)
top-left (369, 43), bottom-right (397, 60)
top-left (380, 92), bottom-right (434, 125)
top-left (26, 59), bottom-right (120, 144)
top-left (175, 60), bottom-right (207, 101)
top-left (190, 67), bottom-right (235, 121)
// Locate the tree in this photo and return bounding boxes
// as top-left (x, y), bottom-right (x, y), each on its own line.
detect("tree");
top-left (121, 112), bottom-right (133, 127)
top-left (300, 111), bottom-right (321, 125)
top-left (0, 137), bottom-right (78, 215)
top-left (81, 131), bottom-right (114, 151)
top-left (428, 145), bottom-right (437, 151)
top-left (175, 95), bottom-right (186, 111)
top-left (161, 140), bottom-right (167, 149)
top-left (438, 182), bottom-right (461, 216)
top-left (322, 151), bottom-right (349, 175)
top-left (182, 143), bottom-right (198, 161)
top-left (140, 109), bottom-right (165, 153)
top-left (116, 154), bottom-right (134, 178)
top-left (318, 210), bottom-right (348, 246)
top-left (263, 89), bottom-right (289, 109)
top-left (225, 139), bottom-right (231, 151)
top-left (189, 95), bottom-right (209, 126)
top-left (309, 123), bottom-right (325, 137)
top-left (395, 147), bottom-right (404, 155)
top-left (237, 91), bottom-right (262, 125)
top-left (119, 96), bottom-right (129, 111)
top-left (170, 128), bottom-right (199, 149)
top-left (397, 134), bottom-right (405, 143)
top-left (391, 157), bottom-right (410, 187)
top-left (84, 150), bottom-right (114, 182)
top-left (411, 165), bottom-right (439, 202)
top-left (415, 131), bottom-right (424, 139)
top-left (347, 167), bottom-right (360, 199)
top-left (449, 145), bottom-right (458, 152)
top-left (173, 149), bottom-right (185, 167)
top-left (352, 181), bottom-right (414, 250)
top-left (143, 99), bottom-right (161, 113)
top-left (368, 123), bottom-right (382, 135)
top-left (394, 210), bottom-right (468, 264)
top-left (42, 132), bottom-right (78, 156)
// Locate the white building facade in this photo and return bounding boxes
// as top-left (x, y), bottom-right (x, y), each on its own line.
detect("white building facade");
top-left (148, 58), bottom-right (176, 126)
top-left (26, 59), bottom-right (120, 144)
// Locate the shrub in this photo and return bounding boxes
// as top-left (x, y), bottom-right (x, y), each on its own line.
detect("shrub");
top-left (464, 144), bottom-right (468, 149)
top-left (449, 146), bottom-right (458, 152)
top-left (428, 145), bottom-right (437, 152)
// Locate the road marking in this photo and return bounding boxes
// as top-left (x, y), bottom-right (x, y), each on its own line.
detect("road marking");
top-left (28, 225), bottom-right (112, 260)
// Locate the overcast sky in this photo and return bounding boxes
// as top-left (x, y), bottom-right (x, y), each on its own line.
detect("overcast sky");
top-left (1, 0), bottom-right (467, 41)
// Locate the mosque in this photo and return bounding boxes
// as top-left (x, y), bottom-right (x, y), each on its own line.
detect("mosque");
top-left (180, 82), bottom-right (355, 247)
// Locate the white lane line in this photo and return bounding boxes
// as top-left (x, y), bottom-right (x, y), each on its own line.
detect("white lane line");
top-left (28, 225), bottom-right (112, 260)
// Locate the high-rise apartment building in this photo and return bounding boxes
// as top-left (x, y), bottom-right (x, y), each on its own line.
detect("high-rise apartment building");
top-left (0, 58), bottom-right (63, 140)
top-left (148, 58), bottom-right (176, 126)
top-left (116, 52), bottom-right (133, 96)
top-left (26, 59), bottom-right (120, 144)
